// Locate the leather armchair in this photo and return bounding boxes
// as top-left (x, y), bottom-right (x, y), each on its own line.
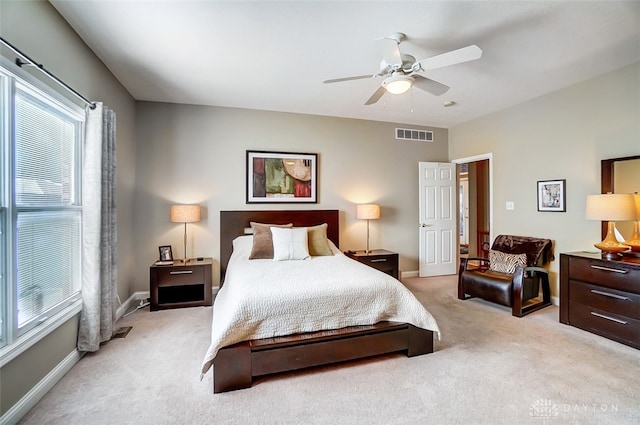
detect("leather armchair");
top-left (458, 235), bottom-right (553, 317)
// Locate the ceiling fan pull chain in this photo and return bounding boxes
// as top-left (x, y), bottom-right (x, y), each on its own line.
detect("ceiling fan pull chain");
top-left (410, 90), bottom-right (415, 113)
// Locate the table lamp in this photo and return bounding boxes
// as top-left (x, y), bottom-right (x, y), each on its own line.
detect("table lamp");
top-left (622, 193), bottom-right (640, 253)
top-left (170, 204), bottom-right (201, 263)
top-left (357, 204), bottom-right (380, 253)
top-left (585, 193), bottom-right (636, 259)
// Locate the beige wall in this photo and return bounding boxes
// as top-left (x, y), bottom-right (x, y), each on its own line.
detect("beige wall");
top-left (0, 0), bottom-right (136, 416)
top-left (449, 62), bottom-right (640, 297)
top-left (134, 103), bottom-right (448, 288)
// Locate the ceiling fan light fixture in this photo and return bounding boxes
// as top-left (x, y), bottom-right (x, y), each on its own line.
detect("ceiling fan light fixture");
top-left (382, 75), bottom-right (414, 94)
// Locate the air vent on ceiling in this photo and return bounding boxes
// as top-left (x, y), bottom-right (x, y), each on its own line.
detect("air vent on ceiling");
top-left (396, 128), bottom-right (433, 142)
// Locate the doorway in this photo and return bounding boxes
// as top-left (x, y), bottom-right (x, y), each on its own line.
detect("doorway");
top-left (453, 154), bottom-right (492, 258)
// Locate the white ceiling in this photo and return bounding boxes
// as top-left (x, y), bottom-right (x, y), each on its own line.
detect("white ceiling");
top-left (50, 0), bottom-right (640, 128)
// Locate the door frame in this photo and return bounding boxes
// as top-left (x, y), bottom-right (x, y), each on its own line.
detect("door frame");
top-left (451, 153), bottom-right (494, 255)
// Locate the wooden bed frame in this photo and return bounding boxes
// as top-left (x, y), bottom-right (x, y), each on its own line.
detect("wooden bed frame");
top-left (213, 209), bottom-right (434, 393)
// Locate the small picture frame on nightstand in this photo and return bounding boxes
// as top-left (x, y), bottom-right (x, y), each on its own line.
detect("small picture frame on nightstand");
top-left (158, 245), bottom-right (173, 262)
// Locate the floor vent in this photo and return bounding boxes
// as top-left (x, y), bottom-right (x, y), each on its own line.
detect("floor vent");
top-left (112, 326), bottom-right (132, 339)
top-left (396, 128), bottom-right (433, 142)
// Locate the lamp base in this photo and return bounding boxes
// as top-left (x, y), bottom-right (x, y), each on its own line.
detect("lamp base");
top-left (594, 221), bottom-right (630, 260)
top-left (622, 222), bottom-right (640, 252)
top-left (594, 242), bottom-right (630, 261)
top-left (623, 240), bottom-right (640, 253)
top-left (598, 250), bottom-right (625, 261)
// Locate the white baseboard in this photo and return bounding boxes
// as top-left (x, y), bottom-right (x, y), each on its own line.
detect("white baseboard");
top-left (115, 291), bottom-right (150, 321)
top-left (0, 349), bottom-right (83, 425)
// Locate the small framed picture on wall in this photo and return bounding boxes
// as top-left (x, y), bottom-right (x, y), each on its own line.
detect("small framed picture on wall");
top-left (537, 179), bottom-right (566, 212)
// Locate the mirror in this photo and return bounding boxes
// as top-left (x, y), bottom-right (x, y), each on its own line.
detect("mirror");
top-left (601, 155), bottom-right (640, 240)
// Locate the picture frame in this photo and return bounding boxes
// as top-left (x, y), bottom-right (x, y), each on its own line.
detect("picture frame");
top-left (537, 179), bottom-right (566, 212)
top-left (158, 245), bottom-right (173, 261)
top-left (246, 150), bottom-right (317, 203)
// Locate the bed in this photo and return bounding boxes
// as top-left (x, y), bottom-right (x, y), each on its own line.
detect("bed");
top-left (202, 209), bottom-right (440, 393)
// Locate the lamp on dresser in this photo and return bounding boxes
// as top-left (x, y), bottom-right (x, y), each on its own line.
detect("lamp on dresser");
top-left (622, 193), bottom-right (640, 253)
top-left (585, 193), bottom-right (636, 259)
top-left (357, 204), bottom-right (380, 254)
top-left (170, 204), bottom-right (201, 263)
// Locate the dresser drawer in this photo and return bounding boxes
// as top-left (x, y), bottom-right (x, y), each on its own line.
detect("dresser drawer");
top-left (569, 301), bottom-right (640, 348)
top-left (569, 256), bottom-right (640, 293)
top-left (156, 265), bottom-right (205, 286)
top-left (569, 281), bottom-right (640, 320)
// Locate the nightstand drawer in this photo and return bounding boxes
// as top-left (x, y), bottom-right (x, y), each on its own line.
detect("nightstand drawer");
top-left (360, 256), bottom-right (396, 271)
top-left (156, 266), bottom-right (205, 286)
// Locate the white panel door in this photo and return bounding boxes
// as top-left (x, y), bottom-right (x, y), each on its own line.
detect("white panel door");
top-left (419, 162), bottom-right (457, 276)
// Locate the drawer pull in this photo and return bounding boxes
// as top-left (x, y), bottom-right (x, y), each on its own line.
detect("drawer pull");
top-left (590, 265), bottom-right (627, 274)
top-left (590, 289), bottom-right (630, 301)
top-left (370, 259), bottom-right (388, 263)
top-left (590, 312), bottom-right (628, 325)
top-left (170, 270), bottom-right (193, 275)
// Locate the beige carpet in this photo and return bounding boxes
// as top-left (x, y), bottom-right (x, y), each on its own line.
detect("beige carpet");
top-left (19, 275), bottom-right (640, 425)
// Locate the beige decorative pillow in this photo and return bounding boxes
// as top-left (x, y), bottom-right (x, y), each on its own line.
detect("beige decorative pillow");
top-left (249, 222), bottom-right (293, 259)
top-left (489, 250), bottom-right (527, 274)
top-left (306, 223), bottom-right (333, 256)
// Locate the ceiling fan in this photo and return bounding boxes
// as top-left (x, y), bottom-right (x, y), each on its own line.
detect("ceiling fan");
top-left (323, 32), bottom-right (482, 105)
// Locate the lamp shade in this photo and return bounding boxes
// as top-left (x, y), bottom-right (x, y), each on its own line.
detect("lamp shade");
top-left (585, 194), bottom-right (637, 221)
top-left (634, 194), bottom-right (640, 220)
top-left (170, 204), bottom-right (201, 223)
top-left (357, 204), bottom-right (380, 220)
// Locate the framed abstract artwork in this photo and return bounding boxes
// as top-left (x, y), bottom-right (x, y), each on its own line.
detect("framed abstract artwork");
top-left (246, 150), bottom-right (317, 203)
top-left (537, 179), bottom-right (566, 212)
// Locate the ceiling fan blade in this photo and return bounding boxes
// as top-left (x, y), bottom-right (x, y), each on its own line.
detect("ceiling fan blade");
top-left (413, 74), bottom-right (450, 96)
top-left (323, 74), bottom-right (378, 84)
top-left (364, 85), bottom-right (387, 105)
top-left (416, 45), bottom-right (482, 72)
top-left (377, 37), bottom-right (402, 67)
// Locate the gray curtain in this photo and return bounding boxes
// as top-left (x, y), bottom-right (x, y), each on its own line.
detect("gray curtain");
top-left (78, 102), bottom-right (117, 352)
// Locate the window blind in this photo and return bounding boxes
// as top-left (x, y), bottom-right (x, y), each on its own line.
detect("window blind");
top-left (12, 83), bottom-right (82, 335)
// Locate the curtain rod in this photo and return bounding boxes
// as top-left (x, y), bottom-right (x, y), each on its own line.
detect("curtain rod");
top-left (0, 37), bottom-right (96, 109)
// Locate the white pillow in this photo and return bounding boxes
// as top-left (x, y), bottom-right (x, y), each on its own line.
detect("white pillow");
top-left (271, 227), bottom-right (310, 261)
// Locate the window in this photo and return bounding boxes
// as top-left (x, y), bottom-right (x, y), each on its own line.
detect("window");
top-left (0, 62), bottom-right (83, 352)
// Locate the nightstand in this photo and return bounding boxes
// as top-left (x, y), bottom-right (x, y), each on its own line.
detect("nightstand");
top-left (149, 258), bottom-right (213, 311)
top-left (344, 249), bottom-right (399, 279)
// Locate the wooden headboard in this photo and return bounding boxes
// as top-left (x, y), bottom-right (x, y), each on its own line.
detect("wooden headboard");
top-left (220, 210), bottom-right (339, 281)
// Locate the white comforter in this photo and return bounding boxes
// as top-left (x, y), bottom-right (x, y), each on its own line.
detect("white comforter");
top-left (201, 236), bottom-right (440, 375)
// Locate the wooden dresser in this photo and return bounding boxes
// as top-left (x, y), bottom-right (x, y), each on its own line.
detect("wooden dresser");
top-left (559, 252), bottom-right (640, 349)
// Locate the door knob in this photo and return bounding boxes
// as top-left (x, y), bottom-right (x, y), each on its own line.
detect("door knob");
top-left (420, 223), bottom-right (432, 227)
